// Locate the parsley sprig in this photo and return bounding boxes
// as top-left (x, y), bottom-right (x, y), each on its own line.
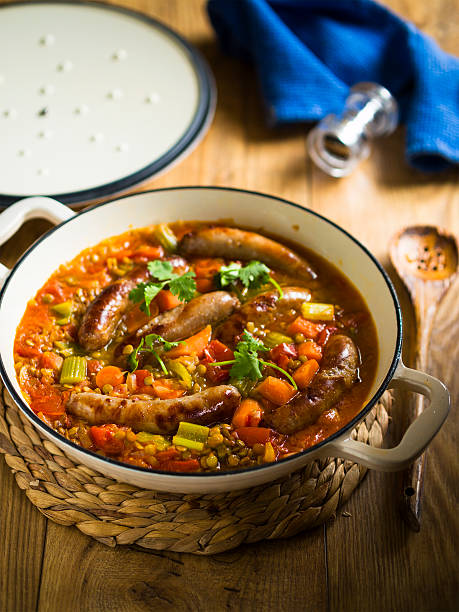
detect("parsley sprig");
top-left (216, 260), bottom-right (283, 299)
top-left (213, 330), bottom-right (297, 390)
top-left (129, 260), bottom-right (196, 315)
top-left (128, 333), bottom-right (184, 373)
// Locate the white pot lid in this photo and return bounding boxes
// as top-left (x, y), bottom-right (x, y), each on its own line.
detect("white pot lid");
top-left (0, 1), bottom-right (215, 207)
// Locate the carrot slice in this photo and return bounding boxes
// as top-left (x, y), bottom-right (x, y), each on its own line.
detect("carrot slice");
top-left (95, 366), bottom-right (125, 389)
top-left (156, 289), bottom-right (183, 311)
top-left (235, 427), bottom-right (273, 446)
top-left (297, 341), bottom-right (323, 361)
top-left (287, 317), bottom-right (325, 339)
top-left (256, 376), bottom-right (296, 405)
top-left (232, 398), bottom-right (263, 428)
top-left (293, 359), bottom-right (320, 390)
top-left (196, 278), bottom-right (214, 293)
top-left (166, 325), bottom-right (212, 359)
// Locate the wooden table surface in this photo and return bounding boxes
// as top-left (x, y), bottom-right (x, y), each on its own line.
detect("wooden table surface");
top-left (1, 1), bottom-right (458, 610)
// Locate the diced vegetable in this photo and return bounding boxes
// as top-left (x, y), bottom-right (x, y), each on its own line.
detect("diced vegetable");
top-left (53, 340), bottom-right (77, 357)
top-left (293, 359), bottom-right (320, 389)
top-left (95, 366), bottom-right (125, 389)
top-left (194, 258), bottom-right (224, 278)
top-left (60, 356), bottom-right (87, 384)
top-left (298, 341), bottom-right (323, 361)
top-left (90, 425), bottom-right (124, 454)
top-left (300, 302), bottom-right (334, 321)
top-left (287, 317), bottom-right (325, 339)
top-left (136, 431), bottom-right (156, 444)
top-left (269, 343), bottom-right (298, 370)
top-left (144, 378), bottom-right (186, 399)
top-left (172, 422), bottom-right (209, 451)
top-left (232, 398), bottom-right (263, 428)
top-left (31, 391), bottom-right (65, 418)
top-left (51, 301), bottom-right (73, 317)
top-left (39, 351), bottom-right (63, 372)
top-left (231, 378), bottom-right (257, 397)
top-left (150, 435), bottom-right (170, 451)
top-left (166, 325), bottom-right (212, 358)
top-left (167, 359), bottom-right (193, 389)
top-left (153, 223), bottom-right (178, 252)
top-left (263, 441), bottom-right (276, 462)
top-left (256, 376), bottom-right (296, 405)
top-left (317, 326), bottom-right (338, 346)
top-left (156, 289), bottom-right (182, 311)
top-left (264, 331), bottom-right (294, 349)
top-left (235, 427), bottom-right (273, 446)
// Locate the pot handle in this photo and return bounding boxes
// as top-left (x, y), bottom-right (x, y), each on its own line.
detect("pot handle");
top-left (0, 196), bottom-right (75, 285)
top-left (322, 361), bottom-right (450, 471)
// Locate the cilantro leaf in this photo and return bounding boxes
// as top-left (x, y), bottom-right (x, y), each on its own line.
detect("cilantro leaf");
top-left (144, 333), bottom-right (183, 353)
top-left (147, 260), bottom-right (174, 280)
top-left (215, 260), bottom-right (283, 298)
top-left (217, 262), bottom-right (242, 287)
top-left (127, 334), bottom-right (185, 373)
top-left (240, 330), bottom-right (269, 353)
top-left (129, 259), bottom-right (197, 315)
top-left (128, 338), bottom-right (144, 372)
top-left (230, 343), bottom-right (264, 381)
top-left (142, 284), bottom-right (163, 314)
top-left (238, 261), bottom-right (270, 289)
top-left (168, 270), bottom-right (196, 302)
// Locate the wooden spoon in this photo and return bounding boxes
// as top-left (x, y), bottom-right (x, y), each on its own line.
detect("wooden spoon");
top-left (390, 226), bottom-right (458, 531)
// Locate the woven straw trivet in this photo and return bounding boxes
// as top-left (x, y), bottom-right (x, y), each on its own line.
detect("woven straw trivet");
top-left (0, 380), bottom-right (391, 554)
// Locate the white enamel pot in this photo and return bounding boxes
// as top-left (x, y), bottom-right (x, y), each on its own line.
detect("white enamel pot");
top-left (0, 188), bottom-right (450, 493)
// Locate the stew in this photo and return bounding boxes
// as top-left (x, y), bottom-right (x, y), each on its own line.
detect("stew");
top-left (14, 222), bottom-right (378, 472)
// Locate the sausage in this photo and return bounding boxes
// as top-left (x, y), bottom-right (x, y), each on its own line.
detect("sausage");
top-left (78, 266), bottom-right (149, 351)
top-left (179, 227), bottom-right (316, 280)
top-left (67, 385), bottom-right (241, 434)
top-left (135, 291), bottom-right (240, 341)
top-left (217, 286), bottom-right (311, 345)
top-left (263, 335), bottom-right (359, 434)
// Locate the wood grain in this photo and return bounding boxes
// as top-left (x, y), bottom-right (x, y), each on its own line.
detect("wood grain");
top-left (0, 0), bottom-right (458, 611)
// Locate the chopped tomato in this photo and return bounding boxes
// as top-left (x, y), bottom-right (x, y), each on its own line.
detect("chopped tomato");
top-left (256, 376), bottom-right (296, 405)
top-left (90, 424), bottom-right (125, 454)
top-left (297, 341), bottom-right (323, 361)
top-left (95, 366), bottom-right (125, 389)
top-left (118, 245), bottom-right (164, 262)
top-left (156, 289), bottom-right (183, 311)
top-left (287, 317), bottom-right (325, 339)
top-left (235, 427), bottom-right (273, 446)
top-left (87, 359), bottom-right (103, 376)
top-left (269, 343), bottom-right (298, 370)
top-left (139, 378), bottom-right (186, 399)
top-left (317, 326), bottom-right (338, 346)
top-left (39, 351), bottom-right (63, 372)
top-left (232, 398), bottom-right (263, 428)
top-left (156, 448), bottom-right (181, 462)
top-left (31, 393), bottom-right (65, 419)
top-left (202, 340), bottom-right (234, 382)
top-left (111, 383), bottom-right (128, 397)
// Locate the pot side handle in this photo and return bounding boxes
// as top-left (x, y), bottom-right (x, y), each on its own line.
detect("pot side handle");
top-left (0, 196), bottom-right (75, 285)
top-left (322, 362), bottom-right (450, 471)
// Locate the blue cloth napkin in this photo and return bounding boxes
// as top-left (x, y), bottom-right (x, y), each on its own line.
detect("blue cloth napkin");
top-left (208, 0), bottom-right (459, 172)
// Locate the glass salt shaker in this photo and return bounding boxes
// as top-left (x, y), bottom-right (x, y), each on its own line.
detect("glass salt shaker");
top-left (307, 82), bottom-right (399, 177)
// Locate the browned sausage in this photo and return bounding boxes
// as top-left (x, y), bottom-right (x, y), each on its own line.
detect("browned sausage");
top-left (78, 266), bottom-right (149, 351)
top-left (179, 227), bottom-right (316, 280)
top-left (67, 385), bottom-right (241, 434)
top-left (135, 291), bottom-right (240, 341)
top-left (217, 286), bottom-right (311, 346)
top-left (264, 335), bottom-right (359, 434)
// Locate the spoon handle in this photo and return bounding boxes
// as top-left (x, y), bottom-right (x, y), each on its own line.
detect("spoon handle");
top-left (399, 280), bottom-right (442, 531)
